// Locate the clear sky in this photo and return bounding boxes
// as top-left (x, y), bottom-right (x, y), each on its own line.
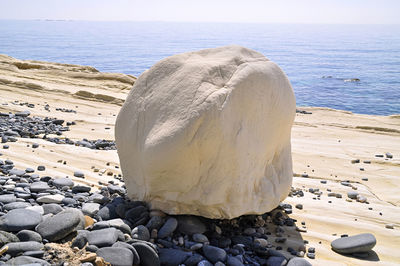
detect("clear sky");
top-left (1, 0), bottom-right (399, 24)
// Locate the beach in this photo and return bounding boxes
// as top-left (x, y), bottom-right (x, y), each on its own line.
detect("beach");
top-left (0, 55), bottom-right (399, 265)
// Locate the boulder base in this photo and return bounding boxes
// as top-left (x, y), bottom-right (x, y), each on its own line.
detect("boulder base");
top-left (116, 45), bottom-right (296, 219)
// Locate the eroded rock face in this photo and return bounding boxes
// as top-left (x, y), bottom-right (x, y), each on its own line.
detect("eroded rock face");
top-left (116, 45), bottom-right (296, 219)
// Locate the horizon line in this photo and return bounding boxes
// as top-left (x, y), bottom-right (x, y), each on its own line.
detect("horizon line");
top-left (1, 18), bottom-right (400, 26)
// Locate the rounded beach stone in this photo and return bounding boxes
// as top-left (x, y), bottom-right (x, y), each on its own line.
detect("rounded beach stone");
top-left (131, 242), bottom-right (160, 266)
top-left (87, 228), bottom-right (119, 247)
top-left (29, 181), bottom-right (50, 193)
top-left (132, 225), bottom-right (150, 241)
top-left (96, 247), bottom-right (133, 266)
top-left (35, 208), bottom-right (84, 241)
top-left (3, 241), bottom-right (44, 256)
top-left (287, 257), bottom-right (312, 266)
top-left (36, 194), bottom-right (64, 204)
top-left (159, 248), bottom-right (192, 266)
top-left (202, 245), bottom-right (227, 263)
top-left (16, 230), bottom-right (42, 242)
top-left (331, 233), bottom-right (376, 254)
top-left (157, 217), bottom-right (178, 239)
top-left (115, 45), bottom-right (296, 219)
top-left (0, 209), bottom-right (42, 232)
top-left (52, 177), bottom-right (74, 188)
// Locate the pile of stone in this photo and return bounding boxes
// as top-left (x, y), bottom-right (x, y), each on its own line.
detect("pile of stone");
top-left (0, 156), bottom-right (313, 265)
top-left (0, 111), bottom-right (115, 150)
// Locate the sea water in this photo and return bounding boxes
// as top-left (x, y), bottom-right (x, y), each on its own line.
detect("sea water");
top-left (0, 20), bottom-right (399, 115)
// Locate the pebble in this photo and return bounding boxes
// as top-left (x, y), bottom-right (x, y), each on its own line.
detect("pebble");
top-left (347, 191), bottom-right (358, 199)
top-left (3, 241), bottom-right (44, 256)
top-left (202, 245), bottom-right (227, 263)
top-left (74, 170), bottom-right (85, 178)
top-left (35, 208), bottom-right (84, 241)
top-left (385, 224), bottom-right (394, 229)
top-left (177, 216), bottom-right (207, 235)
top-left (52, 177), bottom-right (74, 188)
top-left (82, 203), bottom-right (101, 217)
top-left (159, 248), bottom-right (192, 266)
top-left (42, 203), bottom-right (63, 215)
top-left (295, 204), bottom-right (303, 210)
top-left (96, 247), bottom-right (134, 266)
top-left (331, 233), bottom-right (376, 254)
top-left (192, 233), bottom-right (209, 243)
top-left (158, 217), bottom-right (178, 239)
top-left (0, 209), bottom-right (42, 232)
top-left (87, 228), bottom-right (119, 247)
top-left (131, 242), bottom-right (160, 266)
top-left (16, 230), bottom-right (42, 242)
top-left (132, 225), bottom-right (150, 241)
top-left (36, 194), bottom-right (65, 204)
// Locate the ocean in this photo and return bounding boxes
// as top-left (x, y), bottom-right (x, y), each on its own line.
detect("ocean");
top-left (0, 20), bottom-right (399, 115)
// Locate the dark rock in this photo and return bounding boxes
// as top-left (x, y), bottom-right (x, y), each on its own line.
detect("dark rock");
top-left (23, 250), bottom-right (45, 258)
top-left (96, 247), bottom-right (133, 266)
top-left (159, 248), bottom-right (192, 266)
top-left (131, 242), bottom-right (160, 266)
top-left (35, 208), bottom-right (84, 241)
top-left (73, 171), bottom-right (85, 178)
top-left (184, 253), bottom-right (205, 266)
top-left (5, 255), bottom-right (50, 265)
top-left (158, 217), bottom-right (178, 239)
top-left (132, 225), bottom-right (150, 241)
top-left (227, 256), bottom-right (244, 266)
top-left (97, 204), bottom-right (118, 220)
top-left (112, 241), bottom-right (140, 265)
top-left (0, 230), bottom-right (20, 246)
top-left (0, 209), bottom-right (42, 231)
top-left (71, 234), bottom-right (88, 249)
top-left (331, 233), bottom-right (376, 254)
top-left (267, 256), bottom-right (287, 266)
top-left (202, 245), bottom-right (227, 263)
top-left (42, 203), bottom-right (64, 215)
top-left (16, 230), bottom-right (42, 242)
top-left (177, 216), bottom-right (207, 235)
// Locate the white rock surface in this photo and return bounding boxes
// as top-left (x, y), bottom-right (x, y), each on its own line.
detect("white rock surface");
top-left (116, 45), bottom-right (296, 219)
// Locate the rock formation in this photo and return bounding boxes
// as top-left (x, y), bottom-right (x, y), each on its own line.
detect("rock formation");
top-left (115, 45), bottom-right (296, 219)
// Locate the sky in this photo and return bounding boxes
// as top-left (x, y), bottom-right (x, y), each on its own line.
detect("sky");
top-left (1, 0), bottom-right (399, 24)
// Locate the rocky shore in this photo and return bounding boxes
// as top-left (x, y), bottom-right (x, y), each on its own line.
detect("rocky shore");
top-left (0, 55), bottom-right (399, 265)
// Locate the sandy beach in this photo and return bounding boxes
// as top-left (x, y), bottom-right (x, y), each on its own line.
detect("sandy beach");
top-left (0, 55), bottom-right (399, 265)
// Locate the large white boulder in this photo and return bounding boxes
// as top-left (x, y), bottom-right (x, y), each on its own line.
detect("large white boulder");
top-left (115, 45), bottom-right (296, 219)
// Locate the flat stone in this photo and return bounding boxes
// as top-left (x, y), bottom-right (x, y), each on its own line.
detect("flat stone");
top-left (96, 247), bottom-right (133, 266)
top-left (8, 169), bottom-right (26, 176)
top-left (202, 245), bottom-right (227, 263)
top-left (158, 217), bottom-right (178, 239)
top-left (112, 241), bottom-right (140, 265)
top-left (331, 233), bottom-right (376, 254)
top-left (26, 205), bottom-right (44, 215)
top-left (0, 209), bottom-right (42, 231)
top-left (42, 203), bottom-right (64, 215)
top-left (0, 194), bottom-right (17, 204)
top-left (132, 225), bottom-right (150, 241)
top-left (30, 181), bottom-right (50, 193)
top-left (3, 202), bottom-right (31, 211)
top-left (36, 194), bottom-right (64, 204)
top-left (5, 255), bottom-right (50, 265)
top-left (35, 208), bottom-right (84, 241)
top-left (131, 242), bottom-right (160, 266)
top-left (159, 248), bottom-right (192, 266)
top-left (52, 177), bottom-right (74, 188)
top-left (74, 171), bottom-right (85, 178)
top-left (3, 241), bottom-right (43, 256)
top-left (347, 191), bottom-right (358, 199)
top-left (87, 228), bottom-right (119, 247)
top-left (0, 230), bottom-right (20, 246)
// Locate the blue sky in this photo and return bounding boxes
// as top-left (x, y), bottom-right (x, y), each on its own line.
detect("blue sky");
top-left (1, 0), bottom-right (399, 24)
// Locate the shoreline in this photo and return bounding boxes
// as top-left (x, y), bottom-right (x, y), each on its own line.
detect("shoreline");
top-left (0, 54), bottom-right (399, 265)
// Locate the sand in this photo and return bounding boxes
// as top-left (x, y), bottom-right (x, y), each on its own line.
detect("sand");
top-left (0, 55), bottom-right (399, 265)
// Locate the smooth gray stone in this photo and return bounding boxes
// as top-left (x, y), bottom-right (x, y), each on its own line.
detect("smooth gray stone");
top-left (347, 191), bottom-right (359, 199)
top-left (0, 209), bottom-right (42, 231)
top-left (227, 256), bottom-right (244, 266)
top-left (287, 257), bottom-right (312, 266)
top-left (2, 241), bottom-right (44, 256)
top-left (52, 177), bottom-right (74, 188)
top-left (267, 256), bottom-right (287, 266)
top-left (82, 203), bottom-right (100, 217)
top-left (16, 230), bottom-right (42, 242)
top-left (146, 215), bottom-right (164, 231)
top-left (8, 169), bottom-right (25, 176)
top-left (184, 254), bottom-right (204, 266)
top-left (132, 225), bottom-right (150, 241)
top-left (73, 171), bottom-right (84, 178)
top-left (331, 233), bottom-right (377, 254)
top-left (5, 255), bottom-right (50, 265)
top-left (193, 233), bottom-right (209, 243)
top-left (3, 202), bottom-right (31, 211)
top-left (29, 182), bottom-right (50, 193)
top-left (0, 194), bottom-right (17, 204)
top-left (42, 203), bottom-right (64, 215)
top-left (131, 242), bottom-right (160, 266)
top-left (96, 247), bottom-right (133, 266)
top-left (177, 216), bottom-right (207, 235)
top-left (158, 217), bottom-right (178, 239)
top-left (35, 208), bottom-right (83, 241)
top-left (202, 245), bottom-right (227, 263)
top-left (159, 248), bottom-right (192, 266)
top-left (112, 241), bottom-right (140, 265)
top-left (87, 228), bottom-right (119, 247)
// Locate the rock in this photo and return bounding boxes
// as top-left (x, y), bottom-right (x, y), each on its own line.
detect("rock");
top-left (385, 152), bottom-right (393, 159)
top-left (36, 194), bottom-right (64, 204)
top-left (184, 254), bottom-right (204, 266)
top-left (202, 245), bottom-right (227, 263)
top-left (2, 241), bottom-right (43, 256)
top-left (0, 230), bottom-right (20, 246)
top-left (132, 225), bottom-right (150, 241)
top-left (385, 224), bottom-right (394, 229)
top-left (158, 217), bottom-right (178, 239)
top-left (115, 45), bottom-right (296, 219)
top-left (193, 233), bottom-right (208, 243)
top-left (0, 209), bottom-right (42, 231)
top-left (227, 256), bottom-right (244, 266)
top-left (16, 230), bottom-right (42, 242)
top-left (97, 204), bottom-right (118, 220)
top-left (266, 256), bottom-right (287, 266)
top-left (30, 181), bottom-right (50, 192)
top-left (146, 215), bottom-right (164, 231)
top-left (82, 203), bottom-right (100, 217)
top-left (177, 216), bottom-right (207, 235)
top-left (5, 255), bottom-right (50, 265)
top-left (52, 177), bottom-right (74, 188)
top-left (87, 228), bottom-right (119, 247)
top-left (71, 234), bottom-right (88, 249)
top-left (331, 233), bottom-right (376, 254)
top-left (287, 257), bottom-right (312, 266)
top-left (3, 202), bottom-right (31, 211)
top-left (35, 208), bottom-right (84, 241)
top-left (347, 191), bottom-right (358, 199)
top-left (74, 170), bottom-right (85, 178)
top-left (0, 194), bottom-right (17, 204)
top-left (131, 242), bottom-right (160, 266)
top-left (198, 260), bottom-right (214, 266)
top-left (96, 247), bottom-right (134, 266)
top-left (159, 248), bottom-right (192, 266)
top-left (112, 241), bottom-right (140, 265)
top-left (42, 203), bottom-right (64, 215)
